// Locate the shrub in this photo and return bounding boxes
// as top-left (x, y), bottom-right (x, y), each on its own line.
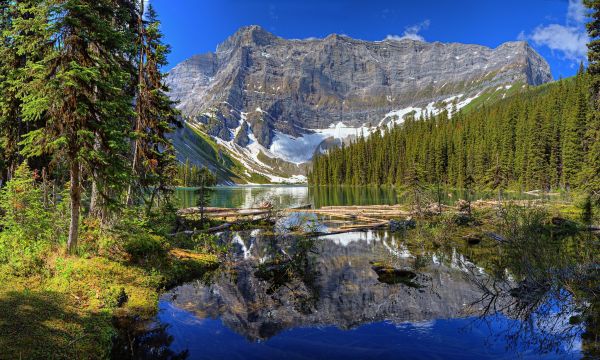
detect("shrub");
top-left (498, 203), bottom-right (549, 243)
top-left (123, 233), bottom-right (167, 262)
top-left (0, 163), bottom-right (54, 275)
top-left (111, 207), bottom-right (170, 263)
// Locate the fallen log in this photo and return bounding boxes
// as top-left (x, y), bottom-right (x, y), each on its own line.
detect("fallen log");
top-left (204, 210), bottom-right (271, 218)
top-left (315, 221), bottom-right (389, 236)
top-left (178, 206), bottom-right (269, 216)
top-left (178, 207), bottom-right (233, 215)
top-left (286, 208), bottom-right (409, 220)
top-left (169, 248), bottom-right (219, 262)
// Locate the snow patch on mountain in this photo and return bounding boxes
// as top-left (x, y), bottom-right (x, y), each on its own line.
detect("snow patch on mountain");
top-left (265, 92), bottom-right (481, 165)
top-left (187, 92), bottom-right (486, 183)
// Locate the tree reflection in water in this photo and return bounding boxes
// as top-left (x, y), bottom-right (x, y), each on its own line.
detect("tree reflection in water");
top-left (466, 206), bottom-right (599, 358)
top-left (254, 235), bottom-right (321, 315)
top-left (112, 318), bottom-right (190, 360)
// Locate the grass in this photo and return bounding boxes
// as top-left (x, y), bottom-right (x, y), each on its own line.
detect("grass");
top-left (0, 286), bottom-right (113, 359)
top-left (0, 244), bottom-right (219, 359)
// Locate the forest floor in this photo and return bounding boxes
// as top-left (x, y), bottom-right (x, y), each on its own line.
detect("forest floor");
top-left (0, 249), bottom-right (219, 358)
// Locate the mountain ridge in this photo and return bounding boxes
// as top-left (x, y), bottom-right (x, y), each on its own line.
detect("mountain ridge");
top-left (167, 25), bottom-right (553, 184)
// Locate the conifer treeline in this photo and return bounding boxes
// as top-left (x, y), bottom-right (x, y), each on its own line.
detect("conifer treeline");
top-left (0, 0), bottom-right (179, 252)
top-left (309, 71), bottom-right (600, 194)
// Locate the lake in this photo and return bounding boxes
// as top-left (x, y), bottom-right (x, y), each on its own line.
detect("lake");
top-left (175, 185), bottom-right (565, 209)
top-left (123, 186), bottom-right (597, 359)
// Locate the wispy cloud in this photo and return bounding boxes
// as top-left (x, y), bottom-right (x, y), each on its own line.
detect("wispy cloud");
top-left (567, 0), bottom-right (586, 25)
top-left (386, 20), bottom-right (430, 42)
top-left (521, 0), bottom-right (588, 62)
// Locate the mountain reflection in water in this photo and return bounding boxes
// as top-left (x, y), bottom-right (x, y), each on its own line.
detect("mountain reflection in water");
top-left (121, 224), bottom-right (599, 360)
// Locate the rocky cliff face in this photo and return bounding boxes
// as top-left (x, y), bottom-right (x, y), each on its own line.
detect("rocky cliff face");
top-left (167, 25), bottom-right (552, 182)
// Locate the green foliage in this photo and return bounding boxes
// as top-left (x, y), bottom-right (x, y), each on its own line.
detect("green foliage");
top-left (498, 204), bottom-right (550, 242)
top-left (172, 233), bottom-right (228, 254)
top-left (0, 163), bottom-right (54, 275)
top-left (176, 158), bottom-right (216, 187)
top-left (580, 194), bottom-right (595, 223)
top-left (583, 0), bottom-right (600, 201)
top-left (194, 167), bottom-right (217, 224)
top-left (309, 74), bottom-right (596, 194)
top-left (127, 3), bottom-right (181, 205)
top-left (101, 286), bottom-right (128, 309)
top-left (112, 207), bottom-right (169, 262)
top-left (123, 233), bottom-right (167, 262)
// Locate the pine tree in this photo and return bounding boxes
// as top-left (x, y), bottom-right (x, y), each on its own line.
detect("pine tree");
top-left (526, 108), bottom-right (549, 190)
top-left (196, 168), bottom-right (216, 225)
top-left (0, 0), bottom-right (47, 180)
top-left (13, 0), bottom-right (134, 253)
top-left (562, 77), bottom-right (588, 190)
top-left (126, 2), bottom-right (180, 209)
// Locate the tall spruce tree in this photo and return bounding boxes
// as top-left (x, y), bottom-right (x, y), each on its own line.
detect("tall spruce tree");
top-left (13, 0), bottom-right (134, 253)
top-left (126, 1), bottom-right (180, 208)
top-left (562, 75), bottom-right (588, 190)
top-left (0, 0), bottom-right (46, 181)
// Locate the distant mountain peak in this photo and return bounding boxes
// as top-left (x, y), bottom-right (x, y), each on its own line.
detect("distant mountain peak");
top-left (167, 27), bottom-right (553, 184)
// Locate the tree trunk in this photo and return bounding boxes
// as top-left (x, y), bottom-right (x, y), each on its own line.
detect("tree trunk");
top-left (90, 104), bottom-right (102, 216)
top-left (126, 0), bottom-right (145, 206)
top-left (67, 160), bottom-right (81, 254)
top-left (90, 178), bottom-right (98, 214)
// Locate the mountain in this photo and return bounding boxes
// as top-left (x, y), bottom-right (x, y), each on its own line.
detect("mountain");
top-left (166, 25), bottom-right (552, 184)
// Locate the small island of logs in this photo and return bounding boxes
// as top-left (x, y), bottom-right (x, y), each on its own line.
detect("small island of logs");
top-left (174, 199), bottom-right (600, 238)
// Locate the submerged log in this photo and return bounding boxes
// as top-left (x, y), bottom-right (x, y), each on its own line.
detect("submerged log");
top-left (389, 218), bottom-right (416, 232)
top-left (295, 221), bottom-right (389, 237)
top-left (587, 225), bottom-right (600, 232)
top-left (169, 248), bottom-right (218, 262)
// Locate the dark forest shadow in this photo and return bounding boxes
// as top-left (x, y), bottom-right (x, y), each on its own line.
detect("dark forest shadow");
top-left (0, 289), bottom-right (112, 359)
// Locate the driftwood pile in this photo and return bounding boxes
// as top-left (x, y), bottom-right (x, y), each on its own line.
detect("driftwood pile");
top-left (175, 202), bottom-right (600, 237)
top-left (171, 206), bottom-right (275, 236)
top-left (284, 205), bottom-right (406, 235)
top-left (285, 205), bottom-right (410, 220)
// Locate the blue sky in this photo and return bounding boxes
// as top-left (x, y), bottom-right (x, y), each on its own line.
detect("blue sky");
top-left (151, 0), bottom-right (589, 80)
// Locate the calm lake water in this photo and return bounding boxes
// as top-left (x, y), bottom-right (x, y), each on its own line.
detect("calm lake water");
top-left (175, 185), bottom-right (564, 209)
top-left (122, 186), bottom-right (597, 360)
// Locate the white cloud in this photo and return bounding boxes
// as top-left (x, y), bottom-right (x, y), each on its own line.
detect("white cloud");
top-left (521, 0), bottom-right (588, 62)
top-left (530, 24), bottom-right (588, 60)
top-left (386, 20), bottom-right (430, 42)
top-left (567, 0), bottom-right (586, 25)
